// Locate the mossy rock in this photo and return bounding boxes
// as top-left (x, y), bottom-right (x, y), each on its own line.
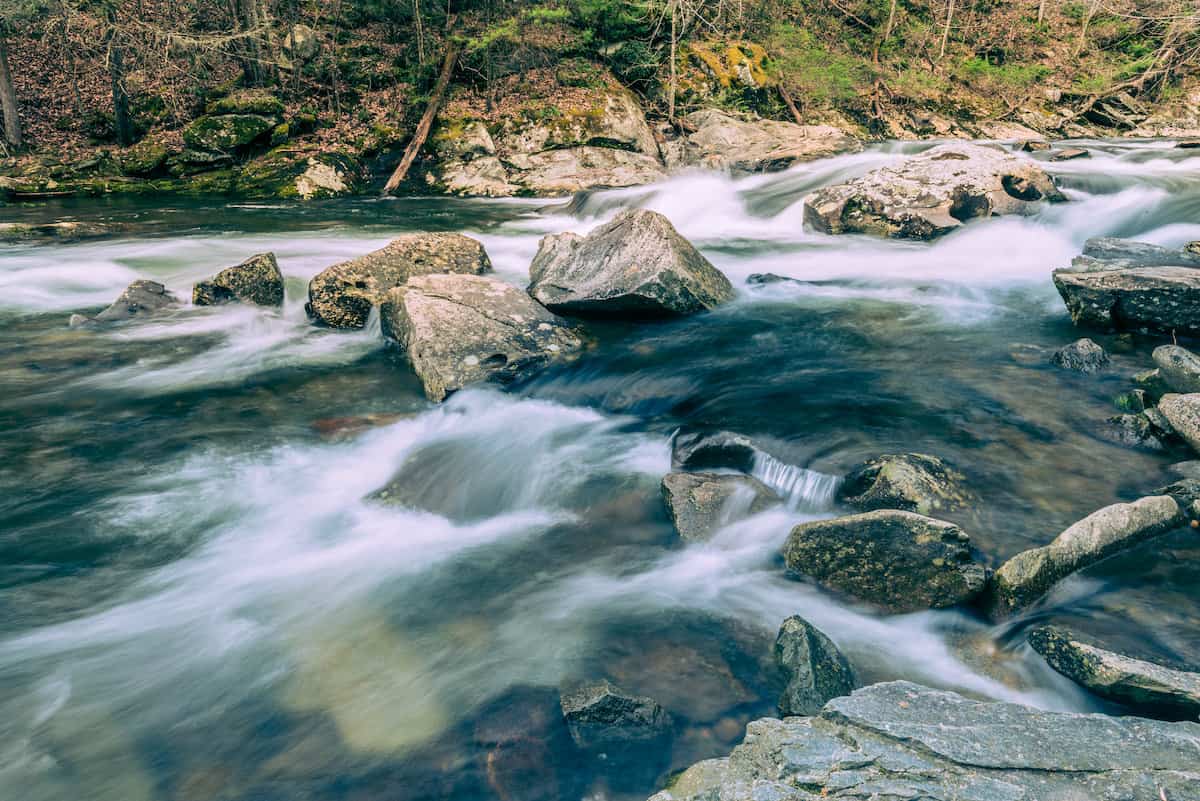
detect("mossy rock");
top-left (234, 148), bottom-right (362, 200)
top-left (182, 114), bottom-right (276, 152)
top-left (166, 150), bottom-right (234, 177)
top-left (120, 141), bottom-right (170, 176)
top-left (270, 122), bottom-right (290, 146)
top-left (205, 91), bottom-right (285, 117)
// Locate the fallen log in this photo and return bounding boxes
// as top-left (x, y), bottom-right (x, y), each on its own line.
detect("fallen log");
top-left (382, 37), bottom-right (461, 196)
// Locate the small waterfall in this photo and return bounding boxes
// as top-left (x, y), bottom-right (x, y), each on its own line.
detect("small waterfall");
top-left (751, 452), bottom-right (841, 512)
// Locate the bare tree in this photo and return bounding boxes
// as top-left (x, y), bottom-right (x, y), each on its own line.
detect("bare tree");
top-left (0, 26), bottom-right (21, 148)
top-left (938, 0), bottom-right (955, 61)
top-left (103, 3), bottom-right (133, 146)
top-left (1037, 0), bottom-right (1048, 24)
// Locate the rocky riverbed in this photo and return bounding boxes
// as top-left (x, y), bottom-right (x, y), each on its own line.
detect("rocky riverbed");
top-left (1, 138), bottom-right (1199, 801)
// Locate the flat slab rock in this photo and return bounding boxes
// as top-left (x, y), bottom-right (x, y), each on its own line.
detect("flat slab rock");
top-left (649, 681), bottom-right (1200, 801)
top-left (1029, 625), bottom-right (1200, 721)
top-left (661, 472), bottom-right (779, 543)
top-left (380, 273), bottom-right (586, 402)
top-left (783, 510), bottom-right (988, 613)
top-left (307, 233), bottom-right (491, 328)
top-left (803, 143), bottom-right (1064, 240)
top-left (663, 109), bottom-right (861, 173)
top-left (528, 209), bottom-right (734, 317)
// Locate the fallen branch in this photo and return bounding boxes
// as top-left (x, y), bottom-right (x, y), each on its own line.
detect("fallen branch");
top-left (383, 34), bottom-right (461, 196)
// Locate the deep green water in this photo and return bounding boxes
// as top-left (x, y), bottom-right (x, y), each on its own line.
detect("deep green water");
top-left (1, 140), bottom-right (1199, 801)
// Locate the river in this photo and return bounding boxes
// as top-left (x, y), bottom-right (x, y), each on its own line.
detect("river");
top-left (2, 139), bottom-right (1198, 801)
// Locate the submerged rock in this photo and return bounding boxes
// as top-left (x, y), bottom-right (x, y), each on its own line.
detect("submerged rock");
top-left (837, 453), bottom-right (969, 515)
top-left (782, 510), bottom-right (988, 612)
top-left (660, 472), bottom-right (779, 542)
top-left (648, 681), bottom-right (1200, 801)
top-left (71, 279), bottom-right (179, 326)
top-left (1051, 337), bottom-right (1109, 373)
top-left (1054, 237), bottom-right (1200, 334)
top-left (803, 143), bottom-right (1064, 240)
top-left (307, 233), bottom-right (491, 328)
top-left (380, 273), bottom-right (586, 402)
top-left (1029, 625), bottom-right (1200, 720)
top-left (662, 109), bottom-right (860, 173)
top-left (1051, 146), bottom-right (1090, 161)
top-left (1102, 412), bottom-right (1167, 450)
top-left (560, 680), bottom-right (671, 752)
top-left (1154, 345), bottom-right (1200, 393)
top-left (1158, 393), bottom-right (1200, 454)
top-left (773, 615), bottom-right (855, 716)
top-left (193, 252), bottom-right (284, 307)
top-left (986, 495), bottom-right (1184, 619)
top-left (0, 221), bottom-right (119, 243)
top-left (528, 209), bottom-right (734, 317)
top-left (670, 429), bottom-right (759, 473)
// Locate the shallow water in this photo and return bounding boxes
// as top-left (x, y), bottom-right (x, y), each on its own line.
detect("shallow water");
top-left (2, 139), bottom-right (1200, 801)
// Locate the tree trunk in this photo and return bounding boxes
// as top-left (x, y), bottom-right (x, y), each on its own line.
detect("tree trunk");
top-left (883, 0), bottom-right (898, 41)
top-left (1075, 0), bottom-right (1101, 57)
top-left (667, 1), bottom-right (677, 122)
top-left (1037, 0), bottom-right (1047, 24)
top-left (105, 11), bottom-right (134, 147)
top-left (779, 85), bottom-right (804, 125)
top-left (938, 0), bottom-right (955, 61)
top-left (237, 0), bottom-right (265, 85)
top-left (0, 31), bottom-right (22, 149)
top-left (382, 38), bottom-right (461, 195)
top-left (413, 0), bottom-right (426, 66)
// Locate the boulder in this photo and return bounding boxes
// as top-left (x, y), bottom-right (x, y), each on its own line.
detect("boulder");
top-left (307, 233), bottom-right (491, 329)
top-left (119, 140), bottom-right (169, 176)
top-left (182, 114), bottom-right (276, 152)
top-left (986, 495), bottom-right (1183, 619)
top-left (836, 453), bottom-right (969, 515)
top-left (205, 91), bottom-right (284, 117)
top-left (193, 252), bottom-right (284, 307)
top-left (559, 680), bottom-right (671, 753)
top-left (660, 472), bottom-right (779, 542)
top-left (1102, 412), bottom-right (1167, 450)
top-left (648, 682), bottom-right (1200, 801)
top-left (773, 615), bottom-right (855, 717)
top-left (1051, 337), bottom-right (1110, 373)
top-left (1154, 345), bottom-right (1200, 393)
top-left (379, 273), bottom-right (586, 402)
top-left (1018, 140), bottom-right (1051, 152)
top-left (670, 429), bottom-right (758, 472)
top-left (1158, 393), bottom-right (1200, 454)
top-left (1054, 239), bottom-right (1200, 334)
top-left (235, 148), bottom-right (362, 200)
top-left (782, 510), bottom-right (988, 613)
top-left (280, 25), bottom-right (320, 66)
top-left (1029, 625), bottom-right (1200, 720)
top-left (803, 143), bottom-right (1065, 240)
top-left (72, 279), bottom-right (179, 326)
top-left (662, 109), bottom-right (860, 173)
top-left (528, 209), bottom-right (734, 317)
top-left (1051, 146), bottom-right (1090, 161)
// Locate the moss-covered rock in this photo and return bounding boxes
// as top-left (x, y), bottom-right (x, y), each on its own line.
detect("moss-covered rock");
top-left (234, 147), bottom-right (362, 200)
top-left (166, 149), bottom-right (233, 177)
top-left (205, 91), bottom-right (285, 117)
top-left (182, 114), bottom-right (276, 152)
top-left (194, 252), bottom-right (284, 307)
top-left (119, 140), bottom-right (170, 176)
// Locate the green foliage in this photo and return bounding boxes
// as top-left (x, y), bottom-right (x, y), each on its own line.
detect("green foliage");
top-left (569, 0), bottom-right (652, 45)
top-left (955, 57), bottom-right (1049, 88)
top-left (605, 39), bottom-right (659, 90)
top-left (767, 27), bottom-right (865, 107)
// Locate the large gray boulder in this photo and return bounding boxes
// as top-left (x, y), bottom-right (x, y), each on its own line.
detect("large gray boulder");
top-left (1029, 625), bottom-right (1200, 721)
top-left (1158, 393), bottom-right (1200, 453)
top-left (803, 143), bottom-right (1064, 240)
top-left (70, 279), bottom-right (179, 326)
top-left (1053, 237), bottom-right (1200, 334)
top-left (782, 510), bottom-right (988, 613)
top-left (773, 616), bottom-right (855, 717)
top-left (380, 273), bottom-right (586, 402)
top-left (836, 453), bottom-right (970, 515)
top-left (661, 472), bottom-right (779, 542)
top-left (1155, 345), bottom-right (1200, 393)
top-left (670, 429), bottom-right (759, 472)
top-left (986, 495), bottom-right (1183, 619)
top-left (307, 233), bottom-right (491, 328)
top-left (193, 252), bottom-right (284, 307)
top-left (648, 681), bottom-right (1200, 801)
top-left (663, 109), bottom-right (860, 173)
top-left (528, 210), bottom-right (735, 317)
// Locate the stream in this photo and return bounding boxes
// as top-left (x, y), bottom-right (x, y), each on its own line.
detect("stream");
top-left (2, 139), bottom-right (1199, 801)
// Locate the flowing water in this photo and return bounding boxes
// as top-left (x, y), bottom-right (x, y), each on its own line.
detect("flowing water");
top-left (2, 139), bottom-right (1200, 801)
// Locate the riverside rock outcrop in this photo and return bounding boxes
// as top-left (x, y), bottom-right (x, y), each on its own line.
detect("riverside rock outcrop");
top-left (803, 143), bottom-right (1064, 240)
top-left (662, 109), bottom-right (860, 173)
top-left (193, 252), bottom-right (284, 307)
top-left (307, 233), bottom-right (491, 328)
top-left (986, 495), bottom-right (1184, 619)
top-left (380, 273), bottom-right (586, 402)
top-left (1054, 237), bottom-right (1200, 334)
top-left (1029, 625), bottom-right (1200, 721)
top-left (647, 681), bottom-right (1200, 801)
top-left (528, 209), bottom-right (734, 316)
top-left (782, 510), bottom-right (988, 612)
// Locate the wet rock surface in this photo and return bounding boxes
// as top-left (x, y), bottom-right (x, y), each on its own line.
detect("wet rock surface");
top-left (773, 615), bottom-right (855, 716)
top-left (72, 279), bottom-right (179, 326)
top-left (649, 681), bottom-right (1200, 801)
top-left (986, 495), bottom-right (1184, 619)
top-left (307, 233), bottom-right (491, 328)
top-left (837, 453), bottom-right (969, 515)
top-left (1158, 393), bottom-right (1200, 454)
top-left (1154, 344), bottom-right (1200, 393)
top-left (803, 143), bottom-right (1064, 240)
top-left (670, 429), bottom-right (760, 473)
top-left (1029, 625), bottom-right (1200, 721)
top-left (662, 109), bottom-right (860, 173)
top-left (193, 252), bottom-right (284, 307)
top-left (380, 273), bottom-right (586, 402)
top-left (1050, 337), bottom-right (1109, 373)
top-left (782, 510), bottom-right (988, 612)
top-left (661, 472), bottom-right (779, 542)
top-left (560, 680), bottom-right (672, 752)
top-left (528, 209), bottom-right (735, 317)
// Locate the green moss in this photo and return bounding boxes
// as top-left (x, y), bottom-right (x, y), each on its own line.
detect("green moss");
top-left (120, 141), bottom-right (170, 176)
top-left (205, 91), bottom-right (285, 116)
top-left (182, 114), bottom-right (276, 152)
